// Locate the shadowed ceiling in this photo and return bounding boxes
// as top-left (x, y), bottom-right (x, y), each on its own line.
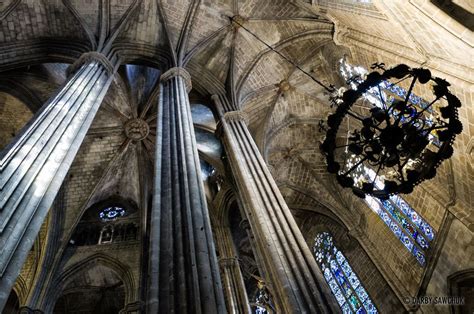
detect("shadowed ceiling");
top-left (0, 0), bottom-right (472, 248)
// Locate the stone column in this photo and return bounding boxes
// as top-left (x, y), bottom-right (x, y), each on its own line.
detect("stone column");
top-left (147, 68), bottom-right (226, 313)
top-left (213, 95), bottom-right (337, 314)
top-left (214, 225), bottom-right (251, 314)
top-left (0, 53), bottom-right (117, 310)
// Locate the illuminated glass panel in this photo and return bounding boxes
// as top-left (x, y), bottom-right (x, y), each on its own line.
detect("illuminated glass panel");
top-left (339, 58), bottom-right (440, 146)
top-left (339, 58), bottom-right (436, 266)
top-left (99, 206), bottom-right (126, 222)
top-left (314, 232), bottom-right (378, 314)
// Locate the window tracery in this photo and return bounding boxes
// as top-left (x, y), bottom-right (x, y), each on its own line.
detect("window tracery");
top-left (313, 232), bottom-right (377, 314)
top-left (99, 206), bottom-right (126, 222)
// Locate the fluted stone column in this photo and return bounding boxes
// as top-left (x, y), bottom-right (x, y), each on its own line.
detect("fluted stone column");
top-left (214, 225), bottom-right (251, 314)
top-left (148, 68), bottom-right (226, 313)
top-left (0, 53), bottom-right (117, 310)
top-left (213, 95), bottom-right (337, 314)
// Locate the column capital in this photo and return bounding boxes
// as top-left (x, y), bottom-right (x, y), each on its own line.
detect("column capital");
top-left (67, 51), bottom-right (115, 76)
top-left (19, 306), bottom-right (44, 314)
top-left (161, 67), bottom-right (192, 93)
top-left (224, 110), bottom-right (249, 125)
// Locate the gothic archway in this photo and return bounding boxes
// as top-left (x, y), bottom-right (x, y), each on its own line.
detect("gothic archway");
top-left (448, 269), bottom-right (474, 314)
top-left (47, 254), bottom-right (136, 313)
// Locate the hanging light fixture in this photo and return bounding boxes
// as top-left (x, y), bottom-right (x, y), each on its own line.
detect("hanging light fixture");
top-left (320, 63), bottom-right (462, 199)
top-left (230, 16), bottom-right (463, 199)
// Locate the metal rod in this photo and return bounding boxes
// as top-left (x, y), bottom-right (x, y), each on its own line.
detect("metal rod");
top-left (231, 16), bottom-right (333, 93)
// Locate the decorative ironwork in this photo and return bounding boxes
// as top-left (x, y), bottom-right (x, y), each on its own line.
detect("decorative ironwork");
top-left (226, 17), bottom-right (462, 199)
top-left (321, 63), bottom-right (462, 199)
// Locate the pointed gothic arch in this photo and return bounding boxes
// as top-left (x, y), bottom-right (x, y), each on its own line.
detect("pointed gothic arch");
top-left (45, 253), bottom-right (136, 313)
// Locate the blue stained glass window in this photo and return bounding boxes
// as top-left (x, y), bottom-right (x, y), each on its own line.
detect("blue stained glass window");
top-left (339, 58), bottom-right (436, 267)
top-left (339, 58), bottom-right (441, 147)
top-left (314, 232), bottom-right (378, 314)
top-left (99, 206), bottom-right (126, 222)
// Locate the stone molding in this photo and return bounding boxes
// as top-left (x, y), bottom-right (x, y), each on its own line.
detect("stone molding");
top-left (119, 301), bottom-right (144, 313)
top-left (223, 110), bottom-right (249, 125)
top-left (160, 67), bottom-right (192, 93)
top-left (67, 52), bottom-right (115, 76)
top-left (332, 19), bottom-right (350, 46)
top-left (19, 306), bottom-right (44, 314)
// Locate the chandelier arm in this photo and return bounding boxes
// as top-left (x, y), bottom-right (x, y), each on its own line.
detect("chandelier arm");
top-left (385, 75), bottom-right (411, 89)
top-left (335, 135), bottom-right (381, 149)
top-left (376, 85), bottom-right (388, 110)
top-left (342, 156), bottom-right (368, 177)
top-left (371, 162), bottom-right (383, 186)
top-left (396, 158), bottom-right (407, 182)
top-left (394, 75), bottom-right (418, 126)
top-left (410, 95), bottom-right (442, 123)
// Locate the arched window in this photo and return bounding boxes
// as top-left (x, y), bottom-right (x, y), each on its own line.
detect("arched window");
top-left (338, 58), bottom-right (436, 266)
top-left (314, 232), bottom-right (377, 314)
top-left (99, 206), bottom-right (126, 222)
top-left (71, 201), bottom-right (138, 246)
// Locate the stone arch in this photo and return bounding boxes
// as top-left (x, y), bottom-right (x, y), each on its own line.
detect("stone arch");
top-left (45, 253), bottom-right (136, 313)
top-left (300, 211), bottom-right (404, 312)
top-left (12, 275), bottom-right (27, 306)
top-left (0, 41), bottom-right (88, 73)
top-left (302, 212), bottom-right (355, 253)
top-left (0, 92), bottom-right (34, 151)
top-left (447, 268), bottom-right (474, 314)
top-left (210, 186), bottom-right (236, 228)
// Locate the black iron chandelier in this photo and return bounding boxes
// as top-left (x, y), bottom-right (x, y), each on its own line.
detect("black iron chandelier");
top-left (230, 16), bottom-right (463, 199)
top-left (320, 63), bottom-right (462, 199)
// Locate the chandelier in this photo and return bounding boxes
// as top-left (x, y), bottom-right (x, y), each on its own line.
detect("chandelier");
top-left (320, 63), bottom-right (462, 199)
top-left (229, 16), bottom-right (462, 199)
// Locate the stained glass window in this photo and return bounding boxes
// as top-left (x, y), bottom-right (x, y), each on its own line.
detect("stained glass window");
top-left (99, 206), bottom-right (126, 222)
top-left (339, 58), bottom-right (440, 146)
top-left (338, 58), bottom-right (436, 266)
top-left (314, 232), bottom-right (377, 314)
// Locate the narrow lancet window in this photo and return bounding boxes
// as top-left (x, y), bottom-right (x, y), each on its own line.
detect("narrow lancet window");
top-left (314, 232), bottom-right (377, 314)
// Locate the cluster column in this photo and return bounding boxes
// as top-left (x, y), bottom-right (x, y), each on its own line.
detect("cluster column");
top-left (0, 53), bottom-right (118, 310)
top-left (214, 225), bottom-right (251, 314)
top-left (213, 95), bottom-right (337, 314)
top-left (148, 68), bottom-right (226, 313)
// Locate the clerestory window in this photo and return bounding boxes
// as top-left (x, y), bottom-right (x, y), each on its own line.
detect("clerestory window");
top-left (314, 232), bottom-right (377, 314)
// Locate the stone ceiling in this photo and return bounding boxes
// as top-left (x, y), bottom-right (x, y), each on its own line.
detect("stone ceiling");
top-left (0, 0), bottom-right (472, 234)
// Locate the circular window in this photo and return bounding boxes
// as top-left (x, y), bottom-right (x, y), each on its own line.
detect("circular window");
top-left (99, 206), bottom-right (126, 222)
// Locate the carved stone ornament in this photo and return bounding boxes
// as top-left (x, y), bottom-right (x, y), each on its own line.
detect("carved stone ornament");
top-left (124, 118), bottom-right (149, 141)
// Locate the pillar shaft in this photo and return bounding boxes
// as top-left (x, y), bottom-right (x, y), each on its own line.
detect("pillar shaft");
top-left (214, 225), bottom-right (251, 314)
top-left (213, 95), bottom-right (336, 314)
top-left (148, 68), bottom-right (225, 313)
top-left (0, 57), bottom-right (117, 310)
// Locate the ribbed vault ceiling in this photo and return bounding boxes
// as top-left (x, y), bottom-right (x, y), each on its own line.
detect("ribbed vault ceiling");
top-left (0, 0), bottom-right (361, 218)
